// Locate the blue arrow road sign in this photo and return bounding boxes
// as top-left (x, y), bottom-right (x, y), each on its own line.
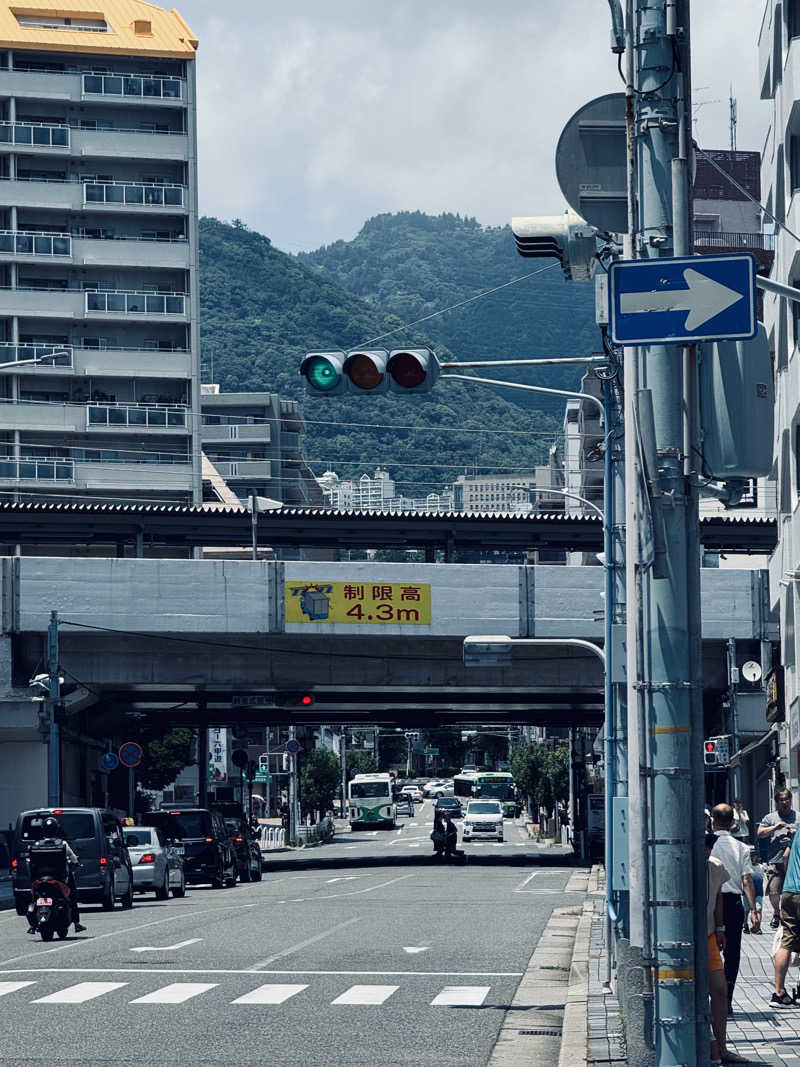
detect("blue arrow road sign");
top-left (608, 253), bottom-right (758, 345)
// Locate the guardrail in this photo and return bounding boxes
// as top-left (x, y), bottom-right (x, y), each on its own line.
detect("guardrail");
top-left (257, 826), bottom-right (285, 851)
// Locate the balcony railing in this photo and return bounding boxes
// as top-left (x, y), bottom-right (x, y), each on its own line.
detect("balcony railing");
top-left (87, 402), bottom-right (188, 428)
top-left (0, 230), bottom-right (71, 256)
top-left (82, 72), bottom-right (183, 101)
top-left (85, 180), bottom-right (185, 207)
top-left (694, 231), bottom-right (776, 251)
top-left (0, 456), bottom-right (74, 481)
top-left (0, 341), bottom-right (73, 367)
top-left (85, 290), bottom-right (186, 316)
top-left (0, 121), bottom-right (69, 147)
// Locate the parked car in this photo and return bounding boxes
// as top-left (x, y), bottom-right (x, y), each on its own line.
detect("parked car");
top-left (399, 785), bottom-right (423, 804)
top-left (462, 799), bottom-right (505, 842)
top-left (143, 808), bottom-right (237, 889)
top-left (123, 825), bottom-right (186, 899)
top-left (222, 813), bottom-right (263, 882)
top-left (434, 796), bottom-right (463, 819)
top-left (12, 807), bottom-right (134, 914)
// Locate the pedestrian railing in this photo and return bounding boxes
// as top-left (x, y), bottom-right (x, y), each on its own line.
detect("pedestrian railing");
top-left (257, 826), bottom-right (285, 851)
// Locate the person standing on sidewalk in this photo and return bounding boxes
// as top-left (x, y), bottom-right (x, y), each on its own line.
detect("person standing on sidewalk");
top-left (706, 833), bottom-right (747, 1064)
top-left (711, 803), bottom-right (759, 1014)
top-left (772, 809), bottom-right (800, 1007)
top-left (732, 799), bottom-right (750, 842)
top-left (742, 847), bottom-right (764, 935)
top-left (758, 788), bottom-right (797, 927)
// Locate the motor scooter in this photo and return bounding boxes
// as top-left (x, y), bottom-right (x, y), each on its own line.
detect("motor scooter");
top-left (25, 843), bottom-right (73, 941)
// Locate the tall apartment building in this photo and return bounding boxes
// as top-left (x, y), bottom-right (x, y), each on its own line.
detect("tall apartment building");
top-left (0, 2), bottom-right (201, 505)
top-left (760, 0), bottom-right (800, 778)
top-left (201, 386), bottom-right (323, 507)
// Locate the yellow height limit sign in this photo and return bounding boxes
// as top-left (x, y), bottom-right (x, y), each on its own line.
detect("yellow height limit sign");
top-left (285, 581), bottom-right (431, 625)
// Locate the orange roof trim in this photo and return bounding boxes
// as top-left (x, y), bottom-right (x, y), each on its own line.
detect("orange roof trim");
top-left (0, 0), bottom-right (197, 58)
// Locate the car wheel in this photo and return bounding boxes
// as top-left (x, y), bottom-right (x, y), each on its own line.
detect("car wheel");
top-left (101, 875), bottom-right (115, 911)
top-left (171, 872), bottom-right (186, 898)
top-left (14, 894), bottom-right (28, 917)
top-left (240, 860), bottom-right (252, 883)
top-left (211, 863), bottom-right (224, 889)
top-left (154, 871), bottom-right (169, 900)
top-left (224, 863), bottom-right (237, 888)
top-left (252, 859), bottom-right (262, 883)
top-left (121, 877), bottom-right (134, 909)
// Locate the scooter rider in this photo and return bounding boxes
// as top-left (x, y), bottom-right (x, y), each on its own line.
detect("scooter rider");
top-left (28, 817), bottom-right (86, 934)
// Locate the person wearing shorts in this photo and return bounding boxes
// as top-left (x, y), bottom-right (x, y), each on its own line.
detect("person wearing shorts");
top-left (772, 801), bottom-right (800, 1008)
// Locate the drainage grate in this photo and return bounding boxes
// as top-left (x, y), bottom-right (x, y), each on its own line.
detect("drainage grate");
top-left (518, 1028), bottom-right (563, 1037)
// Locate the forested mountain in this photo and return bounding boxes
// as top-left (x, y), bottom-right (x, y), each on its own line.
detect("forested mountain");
top-left (198, 217), bottom-right (563, 493)
top-left (298, 211), bottom-right (599, 413)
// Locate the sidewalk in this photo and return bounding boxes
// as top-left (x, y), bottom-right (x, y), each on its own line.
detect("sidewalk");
top-left (567, 878), bottom-right (800, 1065)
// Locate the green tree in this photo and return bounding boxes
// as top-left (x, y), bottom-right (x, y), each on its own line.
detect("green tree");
top-left (136, 727), bottom-right (194, 792)
top-left (299, 748), bottom-right (341, 820)
top-left (378, 732), bottom-right (407, 771)
top-left (346, 750), bottom-right (377, 777)
top-left (511, 742), bottom-right (570, 818)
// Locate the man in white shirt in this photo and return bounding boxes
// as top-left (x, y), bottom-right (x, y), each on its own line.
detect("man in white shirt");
top-left (711, 803), bottom-right (759, 1015)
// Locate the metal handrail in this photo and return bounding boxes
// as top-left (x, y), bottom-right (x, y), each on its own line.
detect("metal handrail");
top-left (694, 230), bottom-right (775, 250)
top-left (10, 64), bottom-right (185, 83)
top-left (0, 176), bottom-right (187, 190)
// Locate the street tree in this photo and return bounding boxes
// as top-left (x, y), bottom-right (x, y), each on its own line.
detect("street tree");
top-left (346, 750), bottom-right (377, 777)
top-left (300, 747), bottom-right (341, 821)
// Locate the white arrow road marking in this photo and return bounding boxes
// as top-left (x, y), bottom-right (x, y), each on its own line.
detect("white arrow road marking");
top-left (130, 938), bottom-right (202, 953)
top-left (403, 947), bottom-right (429, 954)
top-left (619, 268), bottom-right (744, 330)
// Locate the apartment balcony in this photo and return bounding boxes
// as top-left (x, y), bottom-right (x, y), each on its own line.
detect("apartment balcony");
top-left (0, 398), bottom-right (190, 434)
top-left (0, 287), bottom-right (189, 321)
top-left (69, 126), bottom-right (188, 162)
top-left (212, 460), bottom-right (272, 481)
top-left (0, 342), bottom-right (191, 379)
top-left (0, 230), bottom-right (71, 259)
top-left (0, 178), bottom-right (187, 214)
top-left (0, 121), bottom-right (70, 153)
top-left (0, 69), bottom-right (186, 107)
top-left (74, 234), bottom-right (190, 269)
top-left (75, 459), bottom-right (192, 492)
top-left (0, 455), bottom-right (74, 485)
top-left (201, 423), bottom-right (271, 444)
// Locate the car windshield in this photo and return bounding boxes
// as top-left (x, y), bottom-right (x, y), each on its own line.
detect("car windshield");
top-left (125, 829), bottom-right (152, 847)
top-left (225, 819), bottom-right (245, 835)
top-left (350, 783), bottom-right (388, 799)
top-left (163, 812), bottom-right (210, 839)
top-left (468, 803), bottom-right (502, 815)
top-left (437, 799), bottom-right (458, 807)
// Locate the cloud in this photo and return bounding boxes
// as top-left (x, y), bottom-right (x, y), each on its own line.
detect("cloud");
top-left (177, 0), bottom-right (767, 251)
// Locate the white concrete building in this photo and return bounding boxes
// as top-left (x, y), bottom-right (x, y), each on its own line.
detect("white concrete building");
top-left (0, 1), bottom-right (201, 505)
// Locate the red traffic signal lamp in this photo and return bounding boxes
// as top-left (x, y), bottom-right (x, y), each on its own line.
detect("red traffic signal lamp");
top-left (301, 347), bottom-right (440, 396)
top-left (280, 692), bottom-right (314, 707)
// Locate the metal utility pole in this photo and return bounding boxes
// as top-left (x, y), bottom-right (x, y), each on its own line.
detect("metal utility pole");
top-left (341, 726), bottom-right (348, 818)
top-left (46, 610), bottom-right (60, 807)
top-left (632, 2), bottom-right (703, 1063)
top-left (288, 724), bottom-right (298, 846)
top-left (727, 639), bottom-right (741, 801)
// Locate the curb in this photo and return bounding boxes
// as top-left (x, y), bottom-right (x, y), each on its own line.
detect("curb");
top-left (557, 891), bottom-right (597, 1066)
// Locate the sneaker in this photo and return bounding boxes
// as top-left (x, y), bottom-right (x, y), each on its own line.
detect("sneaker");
top-left (742, 925), bottom-right (750, 934)
top-left (74, 922), bottom-right (86, 933)
top-left (770, 991), bottom-right (796, 1008)
top-left (771, 915), bottom-right (781, 929)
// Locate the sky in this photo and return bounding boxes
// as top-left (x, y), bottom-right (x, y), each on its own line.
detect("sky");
top-left (175, 1), bottom-right (768, 253)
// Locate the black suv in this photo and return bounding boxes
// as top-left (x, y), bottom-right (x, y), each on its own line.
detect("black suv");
top-left (144, 808), bottom-right (237, 889)
top-left (220, 808), bottom-right (262, 883)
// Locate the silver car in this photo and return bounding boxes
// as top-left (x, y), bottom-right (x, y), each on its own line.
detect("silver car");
top-left (124, 826), bottom-right (186, 900)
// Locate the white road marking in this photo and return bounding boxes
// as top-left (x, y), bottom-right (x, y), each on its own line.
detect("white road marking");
top-left (514, 872), bottom-right (539, 892)
top-left (332, 984), bottom-right (398, 1005)
top-left (403, 947), bottom-right (429, 954)
top-left (248, 915), bottom-right (361, 970)
top-left (130, 938), bottom-right (202, 953)
top-left (431, 986), bottom-right (490, 1006)
top-left (131, 982), bottom-right (217, 1004)
top-left (286, 873), bottom-right (415, 904)
top-left (0, 981), bottom-right (35, 996)
top-left (325, 877), bottom-right (357, 884)
top-left (32, 981), bottom-right (127, 1004)
top-left (2, 967), bottom-right (523, 978)
top-left (407, 843), bottom-right (421, 849)
top-left (232, 983), bottom-right (308, 1005)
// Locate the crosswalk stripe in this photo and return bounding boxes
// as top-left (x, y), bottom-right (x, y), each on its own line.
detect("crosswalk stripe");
top-left (0, 981), bottom-right (35, 997)
top-left (130, 983), bottom-right (217, 1004)
top-left (32, 982), bottom-right (127, 1004)
top-left (231, 984), bottom-right (308, 1005)
top-left (331, 985), bottom-right (398, 1005)
top-left (431, 986), bottom-right (490, 1006)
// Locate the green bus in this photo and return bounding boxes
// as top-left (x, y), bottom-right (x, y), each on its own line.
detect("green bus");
top-left (453, 771), bottom-right (520, 818)
top-left (347, 773), bottom-right (397, 830)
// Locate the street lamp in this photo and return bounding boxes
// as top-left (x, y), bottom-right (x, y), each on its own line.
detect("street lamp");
top-left (506, 484), bottom-right (605, 523)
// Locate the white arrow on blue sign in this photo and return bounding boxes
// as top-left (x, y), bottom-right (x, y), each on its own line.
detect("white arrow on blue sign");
top-left (608, 253), bottom-right (758, 346)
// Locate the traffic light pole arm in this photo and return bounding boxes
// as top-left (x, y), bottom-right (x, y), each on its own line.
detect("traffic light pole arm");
top-left (441, 373), bottom-right (605, 419)
top-left (441, 356), bottom-right (606, 369)
top-left (463, 635), bottom-right (606, 667)
top-left (508, 485), bottom-right (605, 523)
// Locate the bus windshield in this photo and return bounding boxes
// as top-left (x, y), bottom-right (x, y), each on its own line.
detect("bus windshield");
top-left (350, 782), bottom-right (389, 799)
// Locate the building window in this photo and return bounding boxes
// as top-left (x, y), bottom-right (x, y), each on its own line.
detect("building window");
top-left (790, 0), bottom-right (800, 40)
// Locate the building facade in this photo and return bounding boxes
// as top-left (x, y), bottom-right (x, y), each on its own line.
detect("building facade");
top-left (760, 0), bottom-right (800, 791)
top-left (0, 1), bottom-right (201, 505)
top-left (201, 386), bottom-right (322, 507)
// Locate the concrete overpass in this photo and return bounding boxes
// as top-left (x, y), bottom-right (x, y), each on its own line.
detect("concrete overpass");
top-left (0, 557), bottom-right (775, 826)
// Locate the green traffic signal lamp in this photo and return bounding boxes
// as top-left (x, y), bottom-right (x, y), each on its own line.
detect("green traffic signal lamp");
top-left (300, 351), bottom-right (346, 395)
top-left (300, 347), bottom-right (441, 395)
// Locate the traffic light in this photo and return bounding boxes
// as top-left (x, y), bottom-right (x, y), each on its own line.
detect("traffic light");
top-left (300, 347), bottom-right (440, 396)
top-left (511, 208), bottom-right (598, 281)
top-left (279, 692), bottom-right (314, 707)
top-left (703, 737), bottom-right (730, 767)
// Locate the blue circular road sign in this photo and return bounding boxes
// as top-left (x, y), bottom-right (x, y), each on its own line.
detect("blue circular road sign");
top-left (100, 752), bottom-right (119, 772)
top-left (119, 741), bottom-right (143, 768)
